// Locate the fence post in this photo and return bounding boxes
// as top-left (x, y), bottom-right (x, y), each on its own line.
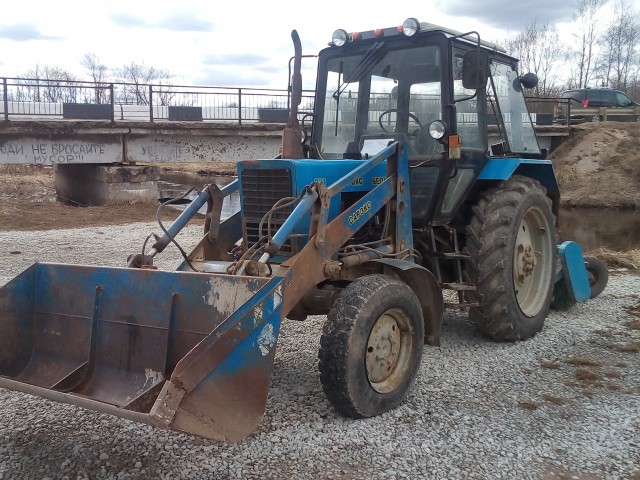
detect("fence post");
top-left (3, 78), bottom-right (8, 121)
top-left (109, 83), bottom-right (115, 124)
top-left (238, 88), bottom-right (242, 125)
top-left (149, 85), bottom-right (154, 122)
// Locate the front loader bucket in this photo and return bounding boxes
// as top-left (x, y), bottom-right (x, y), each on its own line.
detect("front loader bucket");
top-left (0, 263), bottom-right (283, 442)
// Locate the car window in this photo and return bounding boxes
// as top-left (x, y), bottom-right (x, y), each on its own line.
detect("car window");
top-left (615, 92), bottom-right (633, 107)
top-left (589, 90), bottom-right (616, 105)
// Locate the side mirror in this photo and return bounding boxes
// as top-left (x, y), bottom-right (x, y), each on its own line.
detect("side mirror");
top-left (462, 50), bottom-right (489, 90)
top-left (520, 72), bottom-right (538, 89)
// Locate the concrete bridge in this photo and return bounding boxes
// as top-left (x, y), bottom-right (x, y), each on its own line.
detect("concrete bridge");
top-left (0, 119), bottom-right (568, 205)
top-left (0, 119), bottom-right (284, 204)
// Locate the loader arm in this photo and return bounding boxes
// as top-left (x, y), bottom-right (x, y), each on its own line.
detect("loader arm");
top-left (278, 142), bottom-right (413, 317)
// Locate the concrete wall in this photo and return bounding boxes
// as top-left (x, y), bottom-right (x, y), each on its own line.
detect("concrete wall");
top-left (0, 135), bottom-right (124, 164)
top-left (54, 164), bottom-right (160, 205)
top-left (0, 121), bottom-right (284, 166)
top-left (126, 131), bottom-right (281, 163)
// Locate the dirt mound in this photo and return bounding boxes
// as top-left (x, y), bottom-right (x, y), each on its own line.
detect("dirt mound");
top-left (550, 122), bottom-right (640, 209)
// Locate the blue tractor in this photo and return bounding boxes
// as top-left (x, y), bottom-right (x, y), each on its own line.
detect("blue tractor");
top-left (0, 20), bottom-right (606, 441)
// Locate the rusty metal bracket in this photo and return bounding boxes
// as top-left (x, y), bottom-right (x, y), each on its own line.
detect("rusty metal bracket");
top-left (313, 182), bottom-right (331, 249)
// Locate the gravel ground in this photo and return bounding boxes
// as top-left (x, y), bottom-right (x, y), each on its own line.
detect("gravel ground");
top-left (0, 223), bottom-right (639, 480)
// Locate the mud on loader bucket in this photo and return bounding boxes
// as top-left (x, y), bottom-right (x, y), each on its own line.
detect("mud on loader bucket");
top-left (0, 263), bottom-right (284, 442)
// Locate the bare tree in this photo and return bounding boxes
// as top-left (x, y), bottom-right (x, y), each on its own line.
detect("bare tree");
top-left (114, 62), bottom-right (173, 105)
top-left (81, 53), bottom-right (109, 104)
top-left (506, 21), bottom-right (565, 97)
top-left (17, 65), bottom-right (79, 103)
top-left (599, 0), bottom-right (640, 89)
top-left (571, 0), bottom-right (608, 88)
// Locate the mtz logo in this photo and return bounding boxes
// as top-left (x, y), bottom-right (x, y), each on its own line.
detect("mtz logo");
top-left (348, 200), bottom-right (372, 225)
top-left (351, 177), bottom-right (363, 186)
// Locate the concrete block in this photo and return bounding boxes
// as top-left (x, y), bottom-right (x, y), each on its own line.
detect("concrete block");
top-left (55, 164), bottom-right (160, 206)
top-left (168, 106), bottom-right (203, 121)
top-left (63, 103), bottom-right (113, 120)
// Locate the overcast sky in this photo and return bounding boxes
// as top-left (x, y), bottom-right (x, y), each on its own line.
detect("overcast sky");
top-left (0, 0), bottom-right (634, 89)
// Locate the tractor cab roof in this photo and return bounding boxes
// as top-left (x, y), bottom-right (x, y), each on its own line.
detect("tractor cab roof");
top-left (326, 18), bottom-right (507, 55)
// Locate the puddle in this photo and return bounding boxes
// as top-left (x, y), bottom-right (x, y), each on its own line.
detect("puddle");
top-left (158, 172), bottom-right (239, 220)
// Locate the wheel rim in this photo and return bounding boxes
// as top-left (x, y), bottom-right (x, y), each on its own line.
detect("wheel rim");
top-left (365, 308), bottom-right (415, 394)
top-left (512, 205), bottom-right (554, 317)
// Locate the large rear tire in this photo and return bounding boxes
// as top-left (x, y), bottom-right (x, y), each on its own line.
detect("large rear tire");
top-left (318, 275), bottom-right (424, 418)
top-left (464, 176), bottom-right (556, 341)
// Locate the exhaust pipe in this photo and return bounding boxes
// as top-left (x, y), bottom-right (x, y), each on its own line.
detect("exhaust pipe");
top-left (281, 30), bottom-right (304, 159)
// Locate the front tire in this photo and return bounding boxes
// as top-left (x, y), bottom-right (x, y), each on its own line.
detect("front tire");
top-left (465, 176), bottom-right (557, 341)
top-left (318, 275), bottom-right (424, 418)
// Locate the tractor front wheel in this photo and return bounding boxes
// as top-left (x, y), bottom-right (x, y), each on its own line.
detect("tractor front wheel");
top-left (465, 176), bottom-right (556, 341)
top-left (318, 275), bottom-right (424, 418)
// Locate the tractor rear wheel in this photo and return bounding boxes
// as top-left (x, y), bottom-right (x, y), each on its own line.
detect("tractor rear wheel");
top-left (318, 274), bottom-right (424, 418)
top-left (465, 176), bottom-right (556, 341)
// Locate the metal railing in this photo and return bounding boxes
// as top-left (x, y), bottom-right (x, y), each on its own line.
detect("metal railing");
top-left (8, 78), bottom-right (635, 127)
top-left (526, 96), bottom-right (640, 126)
top-left (0, 77), bottom-right (315, 124)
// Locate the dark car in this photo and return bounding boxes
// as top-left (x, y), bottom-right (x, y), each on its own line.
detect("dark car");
top-left (556, 88), bottom-right (639, 124)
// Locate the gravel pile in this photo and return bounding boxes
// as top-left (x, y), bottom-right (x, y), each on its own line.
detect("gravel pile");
top-left (0, 223), bottom-right (639, 479)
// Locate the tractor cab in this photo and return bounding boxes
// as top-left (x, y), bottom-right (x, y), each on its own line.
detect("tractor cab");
top-left (309, 19), bottom-right (542, 225)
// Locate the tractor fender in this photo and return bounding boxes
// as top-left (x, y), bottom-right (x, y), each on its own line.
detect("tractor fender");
top-left (368, 258), bottom-right (444, 346)
top-left (478, 158), bottom-right (560, 215)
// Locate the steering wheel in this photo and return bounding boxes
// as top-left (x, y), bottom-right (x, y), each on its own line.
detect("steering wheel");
top-left (378, 109), bottom-right (423, 138)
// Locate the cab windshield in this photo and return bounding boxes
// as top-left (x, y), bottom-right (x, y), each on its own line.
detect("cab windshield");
top-left (488, 62), bottom-right (540, 155)
top-left (320, 44), bottom-right (445, 159)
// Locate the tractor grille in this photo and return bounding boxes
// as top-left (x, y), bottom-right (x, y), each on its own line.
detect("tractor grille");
top-left (241, 168), bottom-right (293, 256)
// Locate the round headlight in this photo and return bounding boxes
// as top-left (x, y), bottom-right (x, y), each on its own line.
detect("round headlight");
top-left (332, 29), bottom-right (348, 47)
top-left (428, 120), bottom-right (446, 140)
top-left (402, 18), bottom-right (420, 37)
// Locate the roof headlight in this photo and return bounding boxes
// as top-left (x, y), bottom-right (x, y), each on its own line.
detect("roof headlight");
top-left (331, 29), bottom-right (348, 47)
top-left (402, 18), bottom-right (420, 37)
top-left (428, 120), bottom-right (447, 140)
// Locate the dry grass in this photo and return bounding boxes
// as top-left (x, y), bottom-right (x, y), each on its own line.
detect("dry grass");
top-left (575, 368), bottom-right (602, 382)
top-left (542, 394), bottom-right (567, 405)
top-left (566, 357), bottom-right (601, 367)
top-left (594, 328), bottom-right (616, 338)
top-left (603, 370), bottom-right (623, 379)
top-left (605, 341), bottom-right (640, 353)
top-left (158, 161), bottom-right (237, 176)
top-left (589, 247), bottom-right (640, 270)
top-left (625, 308), bottom-right (640, 322)
top-left (540, 361), bottom-right (562, 370)
top-left (615, 362), bottom-right (629, 368)
top-left (518, 401), bottom-right (541, 410)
